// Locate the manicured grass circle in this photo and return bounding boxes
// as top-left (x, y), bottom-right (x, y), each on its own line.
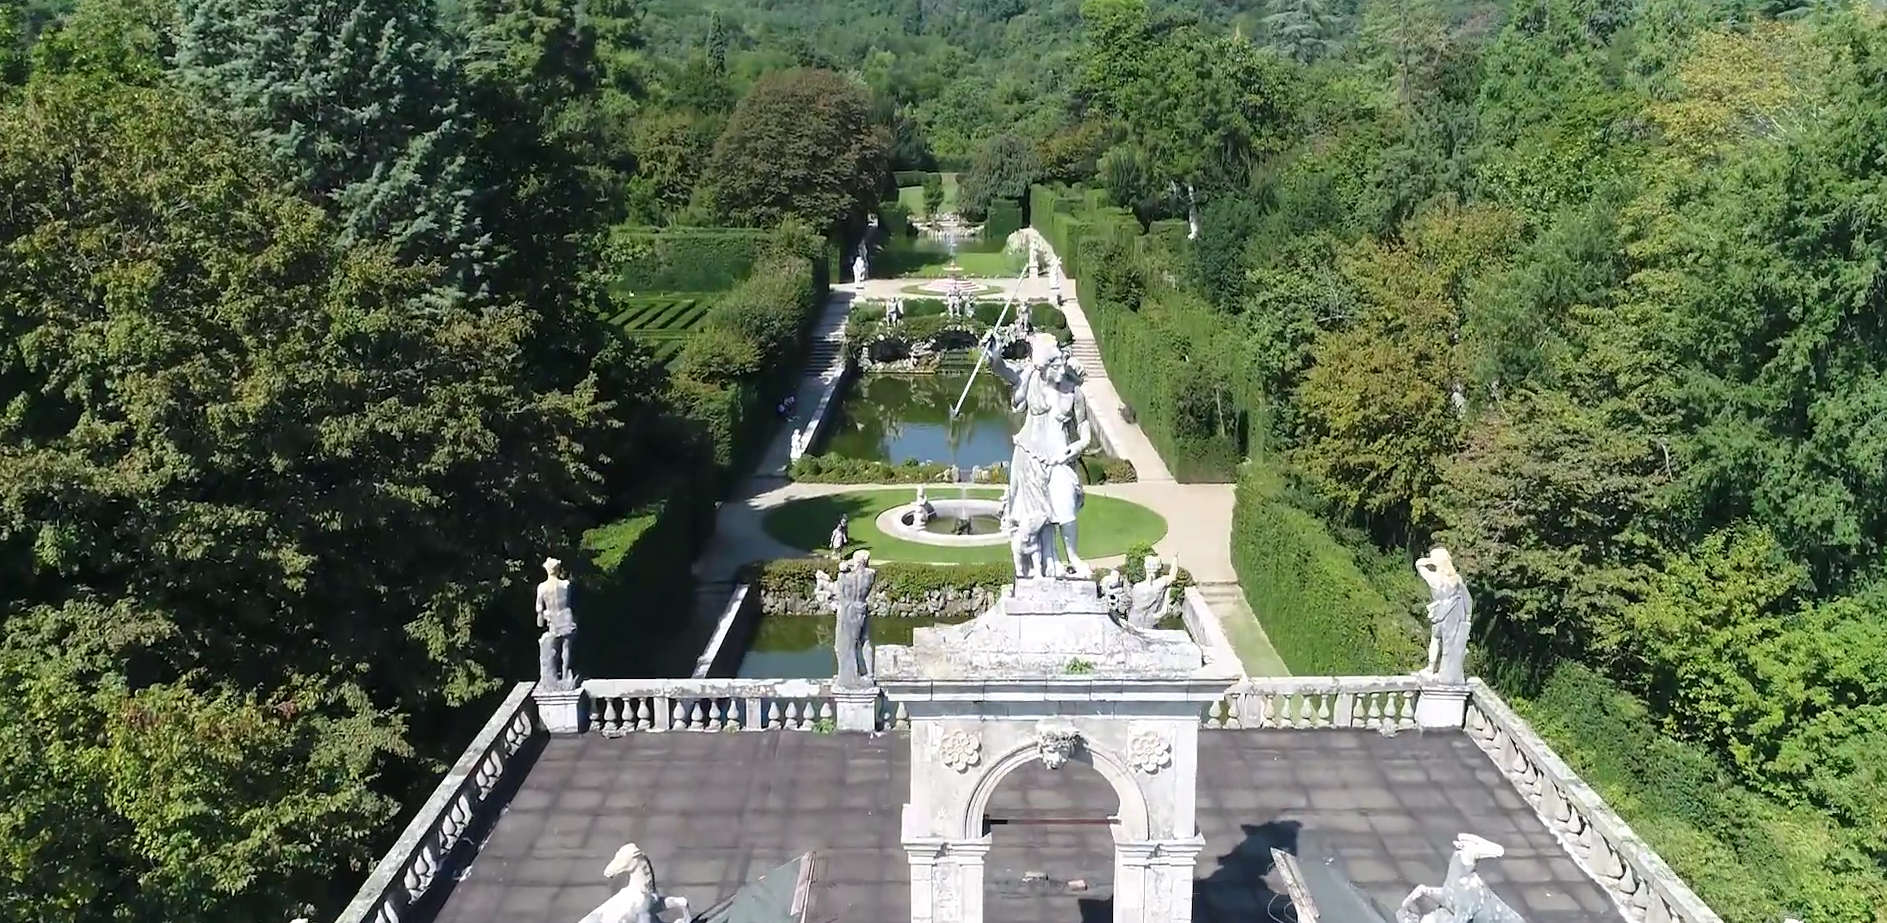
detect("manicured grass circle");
top-left (762, 487), bottom-right (1167, 565)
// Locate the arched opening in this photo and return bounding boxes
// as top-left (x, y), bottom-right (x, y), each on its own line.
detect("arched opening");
top-left (980, 757), bottom-right (1119, 923)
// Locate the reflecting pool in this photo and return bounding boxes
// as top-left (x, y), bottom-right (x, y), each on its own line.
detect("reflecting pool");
top-left (875, 232), bottom-right (1021, 278)
top-left (819, 372), bottom-right (1017, 469)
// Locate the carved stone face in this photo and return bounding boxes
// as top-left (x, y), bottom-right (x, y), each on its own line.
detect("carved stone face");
top-left (1035, 723), bottom-right (1081, 770)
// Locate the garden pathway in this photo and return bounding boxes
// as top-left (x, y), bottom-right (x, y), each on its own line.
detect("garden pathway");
top-left (688, 275), bottom-right (1289, 676)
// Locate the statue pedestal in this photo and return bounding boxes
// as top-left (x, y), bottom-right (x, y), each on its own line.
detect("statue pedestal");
top-left (833, 687), bottom-right (880, 733)
top-left (1414, 684), bottom-right (1469, 730)
top-left (535, 686), bottom-right (585, 734)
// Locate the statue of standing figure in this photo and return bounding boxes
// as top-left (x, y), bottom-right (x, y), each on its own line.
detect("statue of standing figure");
top-left (535, 557), bottom-right (577, 689)
top-left (913, 485), bottom-right (934, 527)
top-left (852, 244), bottom-right (868, 284)
top-left (983, 331), bottom-right (1092, 578)
top-left (1415, 547), bottom-right (1472, 685)
top-left (828, 513), bottom-right (850, 555)
top-left (1127, 554), bottom-right (1178, 628)
top-left (1048, 255), bottom-right (1063, 305)
top-left (887, 298), bottom-right (904, 324)
top-left (833, 550), bottom-right (878, 687)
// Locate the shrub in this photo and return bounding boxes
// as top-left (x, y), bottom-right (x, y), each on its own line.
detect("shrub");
top-left (1080, 454), bottom-right (1138, 484)
top-left (606, 225), bottom-right (774, 292)
top-left (986, 200), bottom-right (1024, 239)
top-left (893, 170), bottom-right (933, 187)
top-left (754, 557), bottom-right (1012, 602)
top-left (879, 200), bottom-right (911, 238)
top-left (1229, 464), bottom-right (1426, 674)
top-left (789, 453), bottom-right (1007, 484)
top-left (581, 482), bottom-right (714, 675)
top-left (1516, 663), bottom-right (1887, 922)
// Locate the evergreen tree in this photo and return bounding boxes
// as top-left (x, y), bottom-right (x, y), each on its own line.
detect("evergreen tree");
top-left (1265, 0), bottom-right (1332, 64)
top-left (174, 0), bottom-right (492, 286)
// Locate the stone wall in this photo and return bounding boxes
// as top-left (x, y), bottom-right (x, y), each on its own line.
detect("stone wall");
top-left (760, 582), bottom-right (1000, 620)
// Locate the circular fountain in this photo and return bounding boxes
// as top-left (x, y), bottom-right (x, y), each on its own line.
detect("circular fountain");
top-left (876, 498), bottom-right (1011, 547)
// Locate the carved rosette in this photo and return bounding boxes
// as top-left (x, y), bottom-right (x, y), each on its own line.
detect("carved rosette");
top-left (1035, 722), bottom-right (1082, 770)
top-left (936, 728), bottom-right (981, 773)
top-left (1129, 731), bottom-right (1172, 774)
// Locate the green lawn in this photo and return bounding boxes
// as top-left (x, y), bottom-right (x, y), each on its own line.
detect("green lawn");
top-left (762, 487), bottom-right (1168, 565)
top-left (887, 247), bottom-right (1022, 278)
top-left (896, 172), bottom-right (960, 218)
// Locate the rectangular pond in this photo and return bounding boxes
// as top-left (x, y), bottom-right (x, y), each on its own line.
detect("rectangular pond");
top-left (817, 371), bottom-right (1017, 470)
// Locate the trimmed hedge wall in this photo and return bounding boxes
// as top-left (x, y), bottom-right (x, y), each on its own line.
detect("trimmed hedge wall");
top-left (1087, 296), bottom-right (1243, 482)
top-left (579, 480), bottom-right (714, 675)
top-left (893, 170), bottom-right (935, 187)
top-left (1230, 465), bottom-right (1425, 675)
top-left (606, 225), bottom-right (775, 293)
top-left (1517, 663), bottom-right (1887, 920)
top-left (985, 200), bottom-right (1023, 240)
top-left (1029, 183), bottom-right (1140, 284)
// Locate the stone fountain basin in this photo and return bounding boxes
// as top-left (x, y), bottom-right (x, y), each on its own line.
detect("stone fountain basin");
top-left (875, 498), bottom-right (1009, 546)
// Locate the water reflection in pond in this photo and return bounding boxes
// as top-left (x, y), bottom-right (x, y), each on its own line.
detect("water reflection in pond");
top-left (819, 372), bottom-right (1016, 469)
top-left (736, 613), bottom-right (972, 679)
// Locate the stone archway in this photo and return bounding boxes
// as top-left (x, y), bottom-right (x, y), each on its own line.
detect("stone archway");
top-left (961, 738), bottom-right (1152, 843)
top-left (878, 576), bottom-right (1239, 923)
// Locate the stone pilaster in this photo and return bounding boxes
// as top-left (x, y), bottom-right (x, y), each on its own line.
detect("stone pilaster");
top-left (904, 835), bottom-right (990, 923)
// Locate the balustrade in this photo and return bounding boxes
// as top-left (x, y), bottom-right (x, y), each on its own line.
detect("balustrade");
top-left (1464, 682), bottom-right (1722, 923)
top-left (334, 682), bottom-right (538, 923)
top-left (582, 678), bottom-right (863, 734)
top-left (1201, 677), bottom-right (1423, 730)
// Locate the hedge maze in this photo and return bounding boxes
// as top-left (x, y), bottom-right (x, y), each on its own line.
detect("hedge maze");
top-left (607, 295), bottom-right (710, 363)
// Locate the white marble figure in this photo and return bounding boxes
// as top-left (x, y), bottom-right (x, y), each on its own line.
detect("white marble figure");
top-left (535, 557), bottom-right (576, 688)
top-left (1026, 241), bottom-right (1041, 278)
top-left (829, 514), bottom-right (850, 554)
top-left (1100, 571), bottom-right (1130, 619)
top-left (1048, 255), bottom-right (1064, 305)
top-left (1035, 723), bottom-right (1081, 770)
top-left (997, 482), bottom-right (1014, 533)
top-left (1010, 518), bottom-right (1043, 577)
top-left (579, 842), bottom-right (692, 923)
top-left (887, 298), bottom-right (904, 324)
top-left (1395, 834), bottom-right (1525, 923)
top-left (813, 568), bottom-right (837, 610)
top-left (853, 245), bottom-right (868, 284)
top-left (913, 485), bottom-right (934, 527)
top-left (834, 550), bottom-right (878, 688)
top-left (1415, 547), bottom-right (1472, 686)
top-left (983, 331), bottom-right (1092, 578)
top-left (788, 427), bottom-right (805, 461)
top-left (1127, 554), bottom-right (1178, 629)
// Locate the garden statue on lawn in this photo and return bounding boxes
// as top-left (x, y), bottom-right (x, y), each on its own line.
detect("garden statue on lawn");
top-left (983, 331), bottom-right (1092, 578)
top-left (828, 513), bottom-right (850, 555)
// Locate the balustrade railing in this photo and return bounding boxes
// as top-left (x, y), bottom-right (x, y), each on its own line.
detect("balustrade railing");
top-left (583, 678), bottom-right (901, 734)
top-left (334, 682), bottom-right (538, 923)
top-left (1464, 682), bottom-right (1722, 923)
top-left (1201, 676), bottom-right (1422, 730)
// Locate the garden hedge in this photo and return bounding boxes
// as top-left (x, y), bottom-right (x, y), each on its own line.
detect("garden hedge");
top-left (985, 200), bottom-right (1023, 240)
top-left (1515, 663), bottom-right (1887, 920)
top-left (879, 200), bottom-right (911, 238)
top-left (579, 481), bottom-right (714, 675)
top-left (754, 558), bottom-right (1013, 602)
top-left (606, 225), bottom-right (775, 292)
top-left (893, 170), bottom-right (936, 187)
top-left (1229, 465), bottom-right (1425, 675)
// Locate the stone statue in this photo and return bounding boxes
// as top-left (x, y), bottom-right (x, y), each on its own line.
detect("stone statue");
top-left (1100, 571), bottom-right (1130, 619)
top-left (829, 513), bottom-right (850, 555)
top-left (913, 486), bottom-right (934, 527)
top-left (813, 568), bottom-right (837, 609)
top-left (788, 427), bottom-right (805, 461)
top-left (1010, 519), bottom-right (1043, 578)
top-left (1395, 834), bottom-right (1525, 923)
top-left (834, 550), bottom-right (877, 688)
top-left (983, 331), bottom-right (1093, 578)
top-left (997, 482), bottom-right (1013, 533)
top-left (579, 842), bottom-right (693, 923)
top-left (534, 557), bottom-right (576, 688)
top-left (1415, 547), bottom-right (1472, 685)
top-left (1127, 554), bottom-right (1178, 629)
top-left (853, 247), bottom-right (868, 284)
top-left (1048, 256), bottom-right (1063, 305)
top-left (887, 298), bottom-right (904, 324)
top-left (1035, 722), bottom-right (1081, 770)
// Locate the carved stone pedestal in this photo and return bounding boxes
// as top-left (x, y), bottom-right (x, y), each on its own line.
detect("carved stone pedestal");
top-left (1415, 684), bottom-right (1469, 730)
top-left (535, 687), bottom-right (585, 734)
top-left (833, 687), bottom-right (881, 733)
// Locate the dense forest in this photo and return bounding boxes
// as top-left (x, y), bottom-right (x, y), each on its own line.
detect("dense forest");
top-left (1, 0), bottom-right (1884, 920)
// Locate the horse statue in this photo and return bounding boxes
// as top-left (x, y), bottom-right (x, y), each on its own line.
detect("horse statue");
top-left (577, 842), bottom-right (692, 923)
top-left (1395, 834), bottom-right (1525, 923)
